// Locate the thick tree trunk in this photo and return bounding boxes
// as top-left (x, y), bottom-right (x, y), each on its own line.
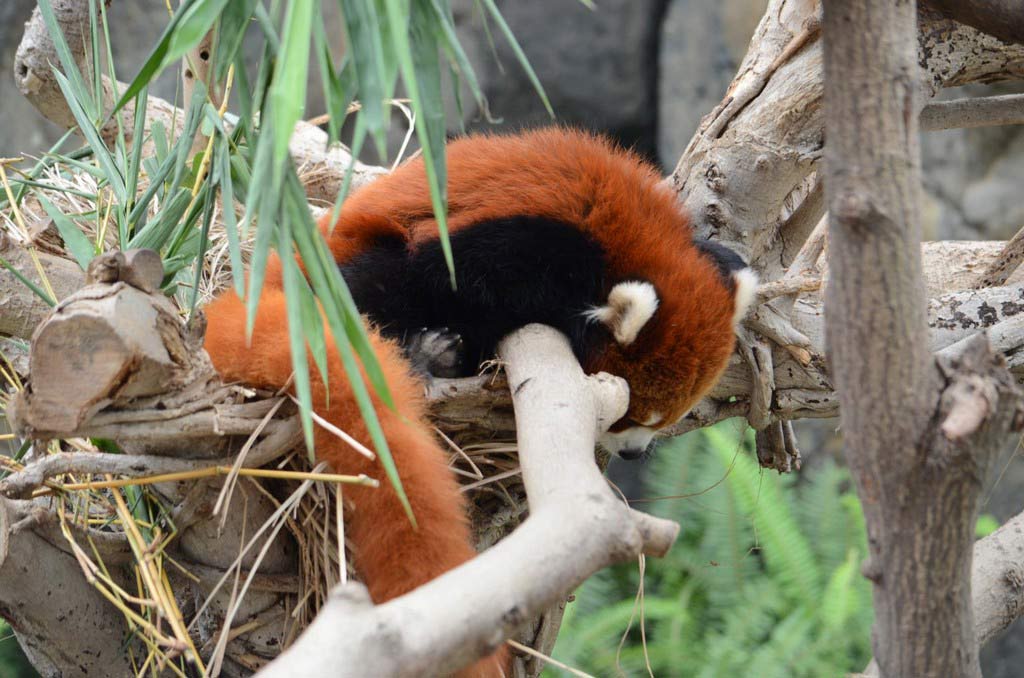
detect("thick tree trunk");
top-left (822, 1), bottom-right (1022, 676)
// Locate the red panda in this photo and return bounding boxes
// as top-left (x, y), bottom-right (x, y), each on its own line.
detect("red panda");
top-left (202, 127), bottom-right (755, 674)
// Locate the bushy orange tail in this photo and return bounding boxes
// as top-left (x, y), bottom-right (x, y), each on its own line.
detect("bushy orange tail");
top-left (203, 286), bottom-right (507, 676)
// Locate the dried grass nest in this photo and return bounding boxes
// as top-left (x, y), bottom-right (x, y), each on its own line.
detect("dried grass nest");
top-left (0, 156), bottom-right (533, 673)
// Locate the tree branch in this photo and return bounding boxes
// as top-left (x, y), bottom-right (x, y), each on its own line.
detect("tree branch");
top-left (921, 94), bottom-right (1024, 131)
top-left (670, 0), bottom-right (1024, 268)
top-left (859, 507), bottom-right (1024, 678)
top-left (821, 2), bottom-right (1022, 676)
top-left (924, 0), bottom-right (1024, 46)
top-left (257, 325), bottom-right (678, 677)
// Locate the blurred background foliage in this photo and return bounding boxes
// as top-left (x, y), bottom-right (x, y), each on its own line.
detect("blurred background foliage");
top-left (549, 425), bottom-right (875, 677)
top-left (0, 622), bottom-right (36, 678)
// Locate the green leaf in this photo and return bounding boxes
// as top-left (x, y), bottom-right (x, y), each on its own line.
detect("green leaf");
top-left (35, 0), bottom-right (96, 116)
top-left (429, 0), bottom-right (489, 119)
top-left (976, 513), bottom-right (1000, 538)
top-left (216, 0), bottom-right (260, 83)
top-left (341, 0), bottom-right (391, 159)
top-left (286, 172), bottom-right (393, 411)
top-left (88, 0), bottom-right (103, 119)
top-left (128, 187), bottom-right (192, 251)
top-left (313, 23), bottom-right (357, 145)
top-left (268, 0), bottom-right (315, 165)
top-left (293, 277), bottom-right (328, 398)
top-left (123, 85), bottom-right (150, 246)
top-left (0, 255), bottom-right (56, 307)
top-left (114, 0), bottom-right (199, 111)
top-left (151, 120), bottom-right (170, 164)
top-left (477, 0), bottom-right (553, 117)
top-left (52, 71), bottom-right (128, 204)
top-left (243, 125), bottom-right (280, 339)
top-left (278, 224), bottom-right (317, 454)
top-left (187, 186), bottom-right (217, 318)
top-left (167, 0), bottom-right (234, 72)
top-left (36, 194), bottom-right (95, 270)
top-left (285, 176), bottom-right (413, 525)
top-left (215, 138), bottom-right (246, 298)
top-left (384, 0), bottom-right (455, 286)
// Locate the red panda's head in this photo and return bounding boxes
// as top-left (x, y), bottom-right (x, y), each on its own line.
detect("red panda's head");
top-left (584, 248), bottom-right (757, 460)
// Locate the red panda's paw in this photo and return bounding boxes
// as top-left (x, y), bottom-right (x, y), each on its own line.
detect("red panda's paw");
top-left (403, 327), bottom-right (466, 379)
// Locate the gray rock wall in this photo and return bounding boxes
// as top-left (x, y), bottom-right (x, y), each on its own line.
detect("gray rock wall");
top-left (4, 0), bottom-right (1021, 246)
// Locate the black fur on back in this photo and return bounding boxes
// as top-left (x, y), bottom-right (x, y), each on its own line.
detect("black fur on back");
top-left (339, 216), bottom-right (610, 375)
top-left (693, 238), bottom-right (748, 290)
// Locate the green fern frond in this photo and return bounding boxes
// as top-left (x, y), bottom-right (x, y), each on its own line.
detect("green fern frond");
top-left (706, 427), bottom-right (823, 605)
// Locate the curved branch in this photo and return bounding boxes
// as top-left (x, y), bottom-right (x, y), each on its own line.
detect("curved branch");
top-left (924, 0), bottom-right (1024, 46)
top-left (256, 325), bottom-right (678, 677)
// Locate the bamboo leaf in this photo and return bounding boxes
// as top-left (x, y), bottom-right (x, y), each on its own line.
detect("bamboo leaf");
top-left (167, 0), bottom-right (233, 70)
top-left (384, 0), bottom-right (455, 286)
top-left (477, 0), bottom-right (553, 117)
top-left (123, 85), bottom-right (150, 246)
top-left (341, 0), bottom-right (391, 159)
top-left (36, 194), bottom-right (95, 270)
top-left (35, 0), bottom-right (96, 115)
top-left (285, 178), bottom-right (412, 525)
top-left (0, 256), bottom-right (56, 307)
top-left (278, 225), bottom-right (317, 454)
top-left (429, 0), bottom-right (489, 117)
top-left (313, 24), bottom-right (357, 145)
top-left (187, 187), bottom-right (216, 317)
top-left (128, 187), bottom-right (192, 251)
top-left (268, 0), bottom-right (315, 165)
top-left (114, 0), bottom-right (198, 111)
top-left (52, 71), bottom-right (128, 204)
top-left (215, 138), bottom-right (246, 298)
top-left (216, 0), bottom-right (260, 83)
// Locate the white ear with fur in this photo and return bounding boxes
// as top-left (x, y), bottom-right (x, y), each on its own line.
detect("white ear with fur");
top-left (732, 268), bottom-right (759, 325)
top-left (586, 281), bottom-right (660, 345)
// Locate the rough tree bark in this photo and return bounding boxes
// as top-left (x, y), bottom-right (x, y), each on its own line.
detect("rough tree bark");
top-left (822, 2), bottom-right (1022, 678)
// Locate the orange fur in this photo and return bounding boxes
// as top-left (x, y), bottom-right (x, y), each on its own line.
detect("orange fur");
top-left (203, 290), bottom-right (506, 676)
top-left (320, 128), bottom-right (738, 429)
top-left (203, 128), bottom-right (738, 676)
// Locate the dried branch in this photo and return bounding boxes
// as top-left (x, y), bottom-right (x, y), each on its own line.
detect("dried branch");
top-left (0, 416), bottom-right (300, 499)
top-left (670, 0), bottom-right (1024, 267)
top-left (921, 94), bottom-right (1024, 131)
top-left (972, 223), bottom-right (1024, 288)
top-left (924, 0), bottom-right (1024, 46)
top-left (257, 325), bottom-right (678, 677)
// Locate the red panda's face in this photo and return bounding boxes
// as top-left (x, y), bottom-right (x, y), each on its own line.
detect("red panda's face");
top-left (585, 268), bottom-right (758, 459)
